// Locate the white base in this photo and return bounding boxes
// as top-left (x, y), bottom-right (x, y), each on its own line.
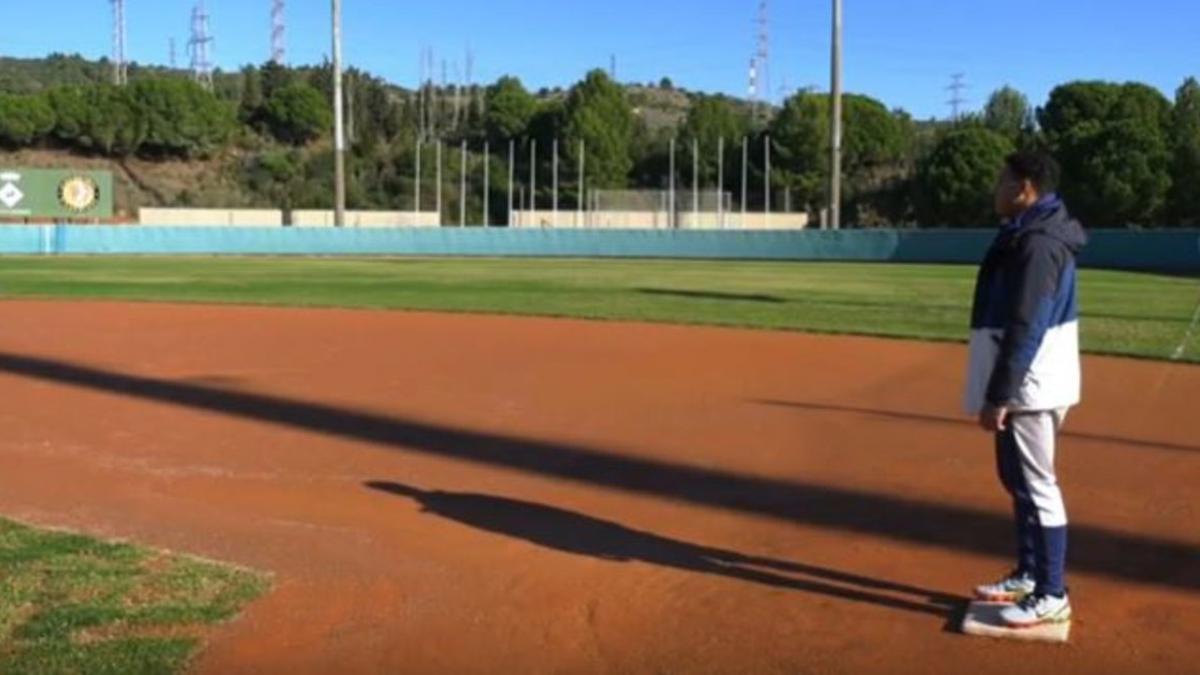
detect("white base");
top-left (961, 601), bottom-right (1071, 643)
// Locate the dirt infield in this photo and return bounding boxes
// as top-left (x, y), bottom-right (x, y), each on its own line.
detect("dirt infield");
top-left (0, 301), bottom-right (1195, 674)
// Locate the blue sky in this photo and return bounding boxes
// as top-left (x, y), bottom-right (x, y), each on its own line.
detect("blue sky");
top-left (2, 1), bottom-right (1197, 119)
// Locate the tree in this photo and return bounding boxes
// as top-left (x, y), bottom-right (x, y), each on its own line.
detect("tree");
top-left (239, 65), bottom-right (264, 123)
top-left (0, 93), bottom-right (55, 147)
top-left (1169, 78), bottom-right (1200, 225)
top-left (769, 93), bottom-right (826, 204)
top-left (242, 149), bottom-right (302, 209)
top-left (1039, 81), bottom-right (1171, 226)
top-left (130, 78), bottom-right (237, 158)
top-left (984, 86), bottom-right (1034, 140)
top-left (46, 87), bottom-right (89, 144)
top-left (527, 100), bottom-right (566, 148)
top-left (679, 95), bottom-right (749, 185)
top-left (769, 92), bottom-right (910, 211)
top-left (262, 82), bottom-right (332, 145)
top-left (259, 61), bottom-right (295, 101)
top-left (915, 126), bottom-right (1014, 227)
top-left (563, 70), bottom-right (635, 188)
top-left (359, 77), bottom-right (399, 142)
top-left (484, 76), bottom-right (537, 144)
top-left (83, 85), bottom-right (146, 156)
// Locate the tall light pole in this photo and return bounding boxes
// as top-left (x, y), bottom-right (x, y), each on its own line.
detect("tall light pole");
top-left (829, 0), bottom-right (843, 230)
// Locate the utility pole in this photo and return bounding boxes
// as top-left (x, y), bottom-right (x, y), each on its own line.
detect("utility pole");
top-left (692, 138), bottom-right (699, 227)
top-left (741, 136), bottom-right (748, 227)
top-left (578, 140), bottom-right (586, 228)
top-left (331, 0), bottom-right (346, 226)
top-left (552, 139), bottom-right (560, 226)
top-left (765, 135), bottom-right (772, 217)
top-left (111, 0), bottom-right (127, 86)
top-left (947, 72), bottom-right (969, 120)
top-left (271, 0), bottom-right (286, 64)
top-left (530, 140), bottom-right (537, 220)
top-left (189, 1), bottom-right (215, 90)
top-left (436, 141), bottom-right (443, 226)
top-left (669, 138), bottom-right (676, 229)
top-left (717, 137), bottom-right (725, 228)
top-left (508, 139), bottom-right (515, 227)
top-left (829, 0), bottom-right (843, 230)
top-left (460, 140), bottom-right (467, 227)
top-left (749, 1), bottom-right (771, 122)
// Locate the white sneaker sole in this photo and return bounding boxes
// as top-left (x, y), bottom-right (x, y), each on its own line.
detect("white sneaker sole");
top-left (1003, 608), bottom-right (1072, 629)
top-left (974, 589), bottom-right (1033, 603)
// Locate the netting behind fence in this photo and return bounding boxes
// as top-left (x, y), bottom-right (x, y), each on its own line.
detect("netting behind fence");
top-left (591, 190), bottom-right (732, 213)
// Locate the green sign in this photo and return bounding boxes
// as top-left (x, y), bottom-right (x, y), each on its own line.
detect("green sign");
top-left (0, 168), bottom-right (114, 220)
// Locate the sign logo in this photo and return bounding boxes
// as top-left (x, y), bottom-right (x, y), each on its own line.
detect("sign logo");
top-left (0, 172), bottom-right (24, 209)
top-left (57, 176), bottom-right (100, 213)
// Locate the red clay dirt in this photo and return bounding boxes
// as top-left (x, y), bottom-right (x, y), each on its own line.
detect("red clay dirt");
top-left (0, 300), bottom-right (1195, 675)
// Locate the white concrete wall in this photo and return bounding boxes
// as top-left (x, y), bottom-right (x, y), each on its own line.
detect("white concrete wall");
top-left (140, 208), bottom-right (805, 230)
top-left (509, 210), bottom-right (809, 230)
top-left (288, 211), bottom-right (441, 228)
top-left (139, 208), bottom-right (284, 227)
top-left (510, 210), bottom-right (672, 229)
top-left (681, 212), bottom-right (810, 230)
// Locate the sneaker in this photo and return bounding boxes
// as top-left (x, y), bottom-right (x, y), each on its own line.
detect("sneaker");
top-left (1000, 593), bottom-right (1072, 628)
top-left (974, 570), bottom-right (1036, 603)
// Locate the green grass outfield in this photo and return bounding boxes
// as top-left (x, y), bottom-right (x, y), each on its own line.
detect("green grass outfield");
top-left (0, 257), bottom-right (1196, 362)
top-left (0, 518), bottom-right (268, 675)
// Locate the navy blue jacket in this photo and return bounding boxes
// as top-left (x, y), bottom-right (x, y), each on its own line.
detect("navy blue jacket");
top-left (964, 195), bottom-right (1088, 413)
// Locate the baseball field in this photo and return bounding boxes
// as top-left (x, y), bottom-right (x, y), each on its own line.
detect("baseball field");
top-left (0, 257), bottom-right (1196, 673)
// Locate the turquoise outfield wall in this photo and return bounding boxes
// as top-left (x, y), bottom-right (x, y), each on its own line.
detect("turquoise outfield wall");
top-left (0, 226), bottom-right (1196, 273)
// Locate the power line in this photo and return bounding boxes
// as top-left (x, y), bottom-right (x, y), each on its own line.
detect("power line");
top-left (947, 73), bottom-right (968, 120)
top-left (271, 0), bottom-right (286, 65)
top-left (110, 0), bottom-right (127, 86)
top-left (749, 0), bottom-right (770, 119)
top-left (188, 0), bottom-right (215, 90)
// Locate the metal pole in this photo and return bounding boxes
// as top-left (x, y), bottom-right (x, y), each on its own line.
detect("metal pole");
top-left (765, 135), bottom-right (772, 219)
top-left (331, 0), bottom-right (346, 227)
top-left (741, 136), bottom-right (748, 228)
top-left (530, 139), bottom-right (537, 223)
top-left (552, 138), bottom-right (559, 227)
top-left (717, 136), bottom-right (725, 229)
top-left (830, 0), bottom-right (844, 230)
top-left (692, 138), bottom-right (699, 228)
top-left (578, 140), bottom-right (585, 228)
top-left (669, 138), bottom-right (676, 229)
top-left (415, 140), bottom-right (422, 225)
top-left (508, 139), bottom-right (515, 226)
top-left (436, 141), bottom-right (443, 226)
top-left (460, 140), bottom-right (467, 227)
top-left (483, 141), bottom-right (490, 227)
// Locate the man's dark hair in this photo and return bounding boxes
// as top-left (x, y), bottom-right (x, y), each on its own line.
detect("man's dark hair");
top-left (1005, 151), bottom-right (1061, 195)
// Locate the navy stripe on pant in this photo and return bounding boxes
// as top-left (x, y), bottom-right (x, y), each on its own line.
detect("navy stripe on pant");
top-left (994, 409), bottom-right (1069, 597)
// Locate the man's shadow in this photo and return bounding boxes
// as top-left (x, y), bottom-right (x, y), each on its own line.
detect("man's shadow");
top-left (366, 481), bottom-right (964, 622)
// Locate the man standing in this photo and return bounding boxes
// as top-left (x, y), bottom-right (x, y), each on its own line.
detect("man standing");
top-left (966, 151), bottom-right (1087, 628)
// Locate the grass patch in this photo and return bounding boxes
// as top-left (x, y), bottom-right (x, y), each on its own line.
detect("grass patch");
top-left (0, 518), bottom-right (269, 675)
top-left (0, 256), bottom-right (1195, 362)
